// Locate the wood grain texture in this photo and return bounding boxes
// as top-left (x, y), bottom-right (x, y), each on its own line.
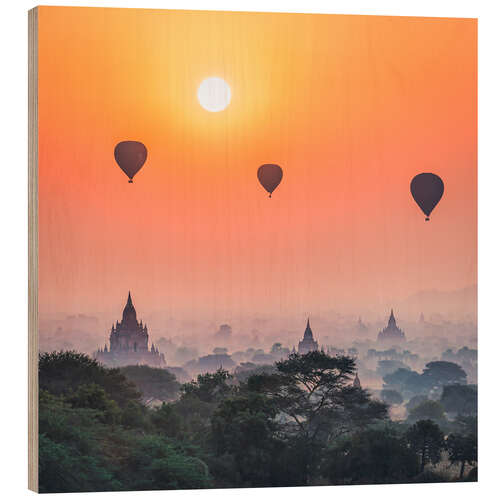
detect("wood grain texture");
top-left (28, 6), bottom-right (39, 493)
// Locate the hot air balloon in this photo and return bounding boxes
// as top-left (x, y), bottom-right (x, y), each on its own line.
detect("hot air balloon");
top-left (114, 141), bottom-right (148, 183)
top-left (257, 164), bottom-right (283, 198)
top-left (410, 173), bottom-right (444, 221)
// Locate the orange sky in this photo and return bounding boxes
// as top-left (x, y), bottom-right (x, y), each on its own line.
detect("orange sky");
top-left (37, 7), bottom-right (477, 322)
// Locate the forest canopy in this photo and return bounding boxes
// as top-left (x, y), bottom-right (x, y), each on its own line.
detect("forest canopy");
top-left (39, 351), bottom-right (477, 492)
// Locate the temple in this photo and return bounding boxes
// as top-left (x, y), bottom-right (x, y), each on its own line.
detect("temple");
top-left (297, 318), bottom-right (319, 354)
top-left (377, 309), bottom-right (406, 344)
top-left (94, 292), bottom-right (166, 367)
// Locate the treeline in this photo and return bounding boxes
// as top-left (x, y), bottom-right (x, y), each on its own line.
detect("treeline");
top-left (39, 351), bottom-right (477, 493)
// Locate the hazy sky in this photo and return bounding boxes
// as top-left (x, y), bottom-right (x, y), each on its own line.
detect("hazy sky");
top-left (38, 8), bottom-right (476, 322)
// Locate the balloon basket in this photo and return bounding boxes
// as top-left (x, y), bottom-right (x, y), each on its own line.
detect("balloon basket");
top-left (425, 217), bottom-right (429, 221)
top-left (128, 180), bottom-right (133, 183)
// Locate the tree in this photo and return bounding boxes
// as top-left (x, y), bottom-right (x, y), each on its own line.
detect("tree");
top-left (39, 351), bottom-right (140, 407)
top-left (190, 354), bottom-right (236, 372)
top-left (380, 389), bottom-right (403, 406)
top-left (246, 351), bottom-right (388, 483)
top-left (377, 360), bottom-right (410, 378)
top-left (406, 395), bottom-right (428, 412)
top-left (405, 420), bottom-right (445, 473)
top-left (323, 428), bottom-right (419, 484)
top-left (180, 369), bottom-right (233, 404)
top-left (67, 383), bottom-right (120, 424)
top-left (39, 391), bottom-right (118, 493)
top-left (446, 433), bottom-right (477, 479)
top-left (446, 414), bottom-right (477, 480)
top-left (172, 369), bottom-right (235, 445)
top-left (39, 378), bottom-right (211, 493)
top-left (234, 363), bottom-right (275, 384)
top-left (119, 365), bottom-right (181, 402)
top-left (210, 392), bottom-right (286, 486)
top-left (421, 361), bottom-right (467, 388)
top-left (407, 400), bottom-right (446, 423)
top-left (121, 400), bottom-right (147, 428)
top-left (440, 384), bottom-right (477, 416)
top-left (383, 368), bottom-right (426, 396)
top-left (454, 415), bottom-right (477, 436)
top-left (151, 403), bottom-right (182, 438)
top-left (122, 435), bottom-right (210, 490)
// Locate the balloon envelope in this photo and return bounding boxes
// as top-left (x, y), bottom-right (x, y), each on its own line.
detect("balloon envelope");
top-left (410, 173), bottom-right (444, 220)
top-left (114, 141), bottom-right (148, 182)
top-left (257, 164), bottom-right (283, 197)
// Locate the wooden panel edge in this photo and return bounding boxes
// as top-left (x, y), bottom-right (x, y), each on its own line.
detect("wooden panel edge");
top-left (28, 6), bottom-right (39, 494)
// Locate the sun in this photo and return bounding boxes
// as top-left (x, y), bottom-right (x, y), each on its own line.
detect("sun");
top-left (197, 77), bottom-right (231, 112)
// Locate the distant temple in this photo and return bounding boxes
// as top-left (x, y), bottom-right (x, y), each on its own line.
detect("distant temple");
top-left (94, 292), bottom-right (166, 367)
top-left (377, 309), bottom-right (406, 344)
top-left (352, 372), bottom-right (361, 388)
top-left (298, 318), bottom-right (319, 354)
top-left (214, 324), bottom-right (232, 342)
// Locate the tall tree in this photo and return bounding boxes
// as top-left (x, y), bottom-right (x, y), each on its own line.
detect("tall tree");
top-left (119, 365), bottom-right (181, 403)
top-left (446, 433), bottom-right (477, 479)
top-left (383, 368), bottom-right (426, 396)
top-left (440, 384), bottom-right (477, 416)
top-left (172, 369), bottom-right (235, 445)
top-left (407, 400), bottom-right (446, 423)
top-left (39, 351), bottom-right (140, 407)
top-left (323, 428), bottom-right (419, 484)
top-left (405, 419), bottom-right (445, 473)
top-left (421, 361), bottom-right (467, 388)
top-left (210, 392), bottom-right (287, 486)
top-left (246, 351), bottom-right (388, 483)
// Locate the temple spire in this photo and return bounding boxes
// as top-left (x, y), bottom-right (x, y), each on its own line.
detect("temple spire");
top-left (377, 308), bottom-right (405, 343)
top-left (353, 372), bottom-right (361, 388)
top-left (122, 291), bottom-right (137, 323)
top-left (298, 318), bottom-right (318, 354)
top-left (303, 318), bottom-right (313, 339)
top-left (388, 309), bottom-right (396, 326)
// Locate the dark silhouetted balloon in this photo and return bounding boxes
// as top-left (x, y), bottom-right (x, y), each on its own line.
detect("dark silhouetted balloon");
top-left (410, 173), bottom-right (444, 221)
top-left (257, 164), bottom-right (283, 198)
top-left (114, 141), bottom-right (148, 183)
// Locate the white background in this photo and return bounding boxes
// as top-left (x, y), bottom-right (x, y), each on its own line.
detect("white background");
top-left (0, 1), bottom-right (498, 499)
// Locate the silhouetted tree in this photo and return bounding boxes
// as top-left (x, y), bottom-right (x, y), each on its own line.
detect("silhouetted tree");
top-left (151, 403), bottom-right (182, 438)
top-left (422, 361), bottom-right (467, 388)
top-left (406, 395), bottom-right (428, 412)
top-left (446, 433), bottom-right (477, 479)
top-left (407, 400), bottom-right (446, 423)
top-left (210, 392), bottom-right (286, 486)
top-left (119, 365), bottom-right (180, 402)
top-left (440, 384), bottom-right (477, 416)
top-left (246, 352), bottom-right (388, 483)
top-left (180, 369), bottom-right (233, 404)
top-left (383, 368), bottom-right (426, 396)
top-left (380, 389), bottom-right (403, 405)
top-left (67, 383), bottom-right (120, 424)
top-left (172, 369), bottom-right (234, 445)
top-left (377, 360), bottom-right (410, 377)
top-left (406, 420), bottom-right (445, 473)
top-left (323, 428), bottom-right (419, 484)
top-left (39, 351), bottom-right (140, 407)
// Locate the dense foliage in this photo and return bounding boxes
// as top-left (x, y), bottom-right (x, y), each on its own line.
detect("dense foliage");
top-left (39, 350), bottom-right (477, 492)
